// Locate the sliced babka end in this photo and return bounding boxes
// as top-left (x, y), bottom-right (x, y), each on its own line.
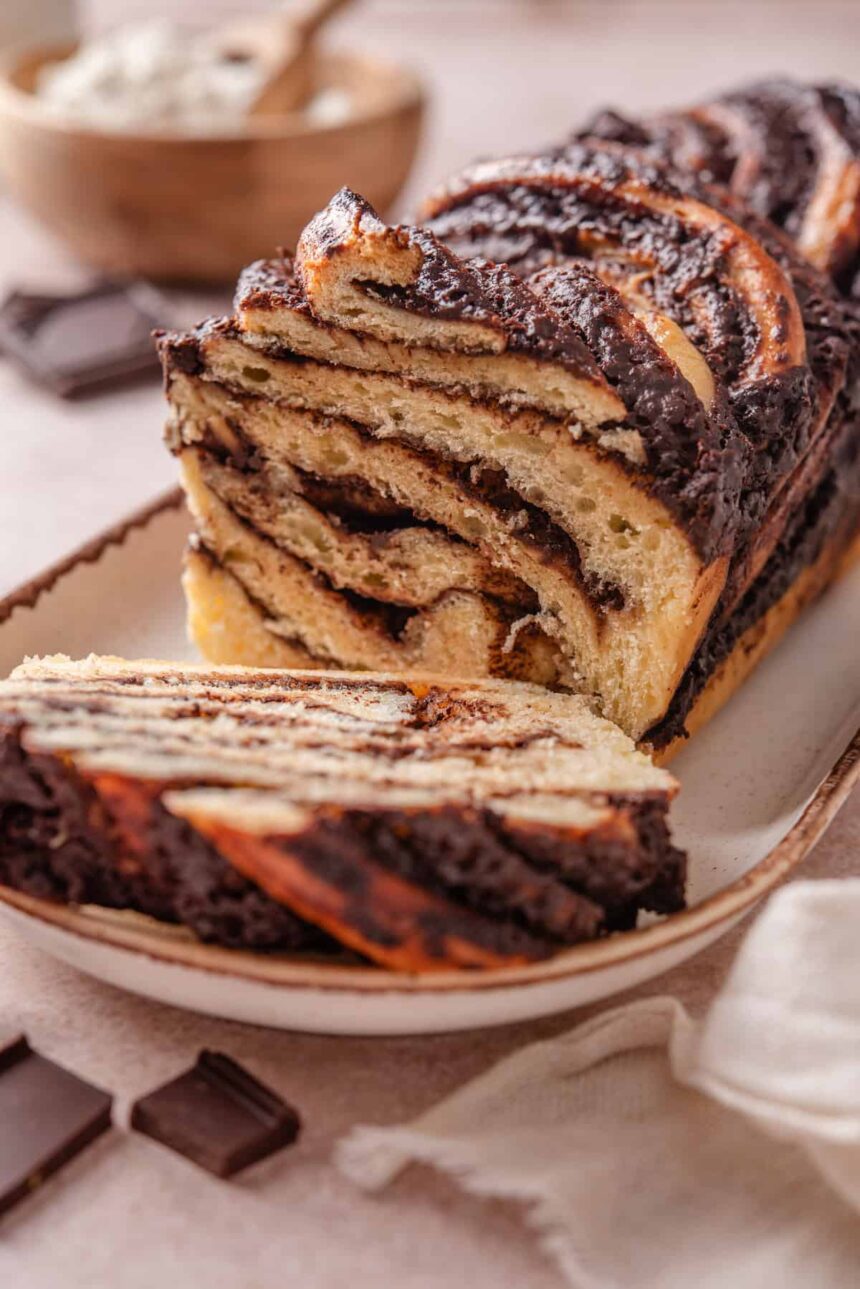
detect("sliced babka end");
top-left (165, 346), bottom-right (725, 739)
top-left (176, 425), bottom-right (719, 733)
top-left (160, 182), bottom-right (758, 738)
top-left (0, 657), bottom-right (684, 970)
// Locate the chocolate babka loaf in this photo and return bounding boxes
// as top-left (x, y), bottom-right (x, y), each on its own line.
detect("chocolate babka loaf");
top-left (422, 141), bottom-right (860, 747)
top-left (160, 186), bottom-right (762, 741)
top-left (161, 163), bottom-right (859, 747)
top-left (0, 656), bottom-right (684, 969)
top-left (581, 79), bottom-right (860, 298)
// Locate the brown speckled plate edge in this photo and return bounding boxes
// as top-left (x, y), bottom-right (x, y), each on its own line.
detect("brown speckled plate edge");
top-left (0, 486), bottom-right (183, 628)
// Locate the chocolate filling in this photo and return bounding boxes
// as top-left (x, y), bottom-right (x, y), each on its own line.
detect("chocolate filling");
top-left (0, 722), bottom-right (132, 910)
top-left (268, 797), bottom-right (685, 950)
top-left (453, 460), bottom-right (627, 611)
top-left (0, 725), bottom-right (686, 958)
top-left (424, 146), bottom-right (859, 558)
top-left (494, 796), bottom-right (686, 924)
top-left (233, 248), bottom-right (742, 564)
top-left (0, 723), bottom-right (326, 952)
top-left (300, 187), bottom-right (607, 382)
top-left (287, 469), bottom-right (420, 533)
top-left (195, 530), bottom-right (422, 645)
top-left (580, 80), bottom-right (860, 297)
top-left (283, 811), bottom-right (589, 952)
top-left (175, 387), bottom-right (629, 615)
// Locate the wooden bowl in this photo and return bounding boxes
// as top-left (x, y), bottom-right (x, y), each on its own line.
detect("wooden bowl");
top-left (0, 42), bottom-right (425, 284)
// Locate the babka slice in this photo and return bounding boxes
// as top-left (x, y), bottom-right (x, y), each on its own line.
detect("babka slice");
top-left (161, 187), bottom-right (746, 740)
top-left (0, 656), bottom-right (684, 971)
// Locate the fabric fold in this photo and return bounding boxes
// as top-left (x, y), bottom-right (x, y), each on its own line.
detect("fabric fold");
top-left (337, 880), bottom-right (860, 1289)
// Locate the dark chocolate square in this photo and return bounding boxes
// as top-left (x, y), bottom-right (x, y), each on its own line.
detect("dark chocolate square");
top-left (0, 1033), bottom-right (113, 1218)
top-left (0, 283), bottom-right (167, 397)
top-left (130, 1050), bottom-right (301, 1178)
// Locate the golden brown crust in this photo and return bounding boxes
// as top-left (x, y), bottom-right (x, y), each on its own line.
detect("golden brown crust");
top-left (652, 527), bottom-right (860, 763)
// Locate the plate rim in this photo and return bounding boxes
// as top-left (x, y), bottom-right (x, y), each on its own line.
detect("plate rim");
top-left (0, 490), bottom-right (858, 996)
top-left (0, 485), bottom-right (184, 628)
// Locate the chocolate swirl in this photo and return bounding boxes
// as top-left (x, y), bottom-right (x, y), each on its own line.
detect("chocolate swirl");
top-left (422, 142), bottom-right (817, 531)
top-left (582, 79), bottom-right (860, 298)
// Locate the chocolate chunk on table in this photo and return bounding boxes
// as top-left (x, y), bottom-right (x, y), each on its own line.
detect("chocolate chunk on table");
top-left (130, 1050), bottom-right (301, 1178)
top-left (0, 1032), bottom-right (113, 1218)
top-left (0, 283), bottom-right (167, 397)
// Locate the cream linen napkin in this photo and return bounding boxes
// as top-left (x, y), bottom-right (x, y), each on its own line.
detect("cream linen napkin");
top-left (338, 880), bottom-right (860, 1289)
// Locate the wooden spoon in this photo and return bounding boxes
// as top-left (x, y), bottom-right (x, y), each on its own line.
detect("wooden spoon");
top-left (218, 0), bottom-right (355, 119)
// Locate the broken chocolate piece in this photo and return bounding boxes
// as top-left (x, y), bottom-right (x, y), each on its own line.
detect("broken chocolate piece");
top-left (0, 1032), bottom-right (113, 1218)
top-left (0, 283), bottom-right (167, 397)
top-left (130, 1050), bottom-right (301, 1178)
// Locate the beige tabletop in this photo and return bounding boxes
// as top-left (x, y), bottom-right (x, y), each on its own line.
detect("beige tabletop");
top-left (0, 3), bottom-right (859, 1286)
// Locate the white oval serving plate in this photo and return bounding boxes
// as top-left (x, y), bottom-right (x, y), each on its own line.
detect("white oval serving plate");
top-left (0, 495), bottom-right (858, 1033)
